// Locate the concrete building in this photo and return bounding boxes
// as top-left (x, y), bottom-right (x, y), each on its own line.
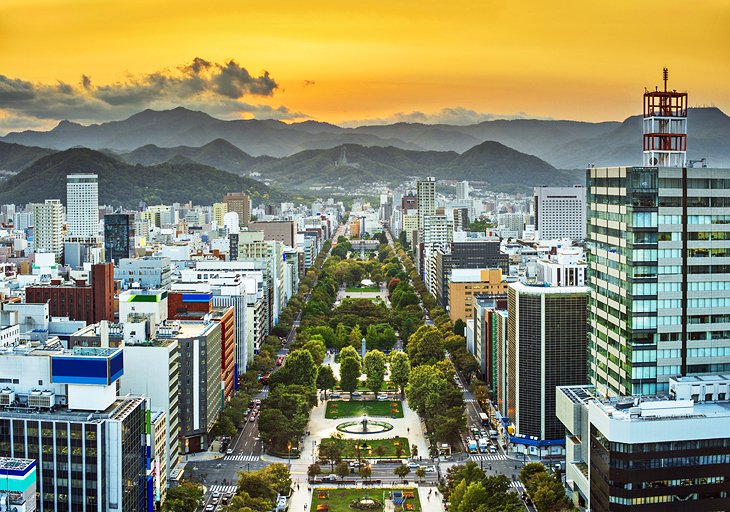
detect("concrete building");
top-left (507, 282), bottom-right (588, 452)
top-left (223, 192), bottom-right (251, 227)
top-left (31, 200), bottom-right (63, 260)
top-left (456, 181), bottom-right (469, 201)
top-left (448, 268), bottom-right (507, 322)
top-left (533, 186), bottom-right (586, 241)
top-left (416, 177), bottom-right (436, 244)
top-left (248, 220), bottom-right (297, 246)
top-left (497, 212), bottom-right (525, 239)
top-left (116, 256), bottom-right (172, 289)
top-left (536, 247), bottom-right (587, 287)
top-left (0, 342), bottom-right (148, 512)
top-left (104, 213), bottom-right (135, 264)
top-left (66, 174), bottom-right (98, 237)
top-left (557, 376), bottom-right (730, 512)
top-left (25, 263), bottom-right (114, 324)
top-left (212, 202), bottom-right (228, 229)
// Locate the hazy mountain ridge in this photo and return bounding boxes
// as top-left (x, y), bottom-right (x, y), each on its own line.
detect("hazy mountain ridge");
top-left (0, 148), bottom-right (290, 208)
top-left (0, 141), bottom-right (56, 174)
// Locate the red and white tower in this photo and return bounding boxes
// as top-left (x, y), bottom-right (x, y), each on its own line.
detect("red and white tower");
top-left (643, 68), bottom-right (687, 167)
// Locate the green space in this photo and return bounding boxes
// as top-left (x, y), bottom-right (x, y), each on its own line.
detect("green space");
top-left (345, 287), bottom-right (381, 293)
top-left (325, 400), bottom-right (403, 419)
top-left (312, 488), bottom-right (421, 512)
top-left (332, 381), bottom-right (398, 392)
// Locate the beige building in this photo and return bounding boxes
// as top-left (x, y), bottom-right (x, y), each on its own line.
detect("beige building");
top-left (212, 202), bottom-right (228, 228)
top-left (448, 268), bottom-right (506, 322)
top-left (249, 220), bottom-right (297, 246)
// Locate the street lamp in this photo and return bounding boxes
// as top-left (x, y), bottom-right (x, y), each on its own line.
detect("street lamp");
top-left (288, 441), bottom-right (292, 469)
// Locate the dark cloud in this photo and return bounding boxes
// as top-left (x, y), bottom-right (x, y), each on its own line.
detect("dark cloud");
top-left (340, 107), bottom-right (553, 127)
top-left (0, 58), bottom-right (293, 133)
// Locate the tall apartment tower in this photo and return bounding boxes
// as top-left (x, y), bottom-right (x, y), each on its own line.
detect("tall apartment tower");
top-left (104, 213), bottom-right (135, 263)
top-left (416, 177), bottom-right (436, 242)
top-left (456, 181), bottom-right (469, 200)
top-left (66, 174), bottom-right (99, 236)
top-left (31, 199), bottom-right (64, 259)
top-left (533, 185), bottom-right (586, 240)
top-left (586, 72), bottom-right (730, 396)
top-left (223, 192), bottom-right (251, 227)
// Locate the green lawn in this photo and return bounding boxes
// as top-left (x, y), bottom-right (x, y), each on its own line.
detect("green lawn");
top-left (320, 436), bottom-right (411, 459)
top-left (332, 382), bottom-right (398, 391)
top-left (312, 487), bottom-right (421, 512)
top-left (325, 400), bottom-right (403, 419)
top-left (345, 287), bottom-right (381, 293)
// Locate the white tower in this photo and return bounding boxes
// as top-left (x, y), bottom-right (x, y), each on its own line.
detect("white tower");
top-left (643, 68), bottom-right (687, 168)
top-left (66, 174), bottom-right (99, 236)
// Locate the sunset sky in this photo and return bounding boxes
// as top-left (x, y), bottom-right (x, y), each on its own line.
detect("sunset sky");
top-left (1, 0), bottom-right (729, 132)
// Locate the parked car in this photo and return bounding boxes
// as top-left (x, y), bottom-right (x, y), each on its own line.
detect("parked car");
top-left (351, 392), bottom-right (362, 398)
top-left (226, 449), bottom-right (233, 455)
top-left (407, 462), bottom-right (420, 470)
top-left (329, 393), bottom-right (341, 399)
top-left (377, 394), bottom-right (389, 401)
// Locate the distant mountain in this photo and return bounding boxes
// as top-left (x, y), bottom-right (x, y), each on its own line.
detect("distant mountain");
top-left (0, 141), bottom-right (55, 174)
top-left (543, 107), bottom-right (730, 168)
top-left (118, 138), bottom-right (274, 173)
top-left (0, 148), bottom-right (290, 208)
top-left (3, 106), bottom-right (729, 167)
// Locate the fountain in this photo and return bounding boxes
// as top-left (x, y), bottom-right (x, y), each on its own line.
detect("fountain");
top-left (336, 417), bottom-right (393, 435)
top-left (361, 414), bottom-right (368, 433)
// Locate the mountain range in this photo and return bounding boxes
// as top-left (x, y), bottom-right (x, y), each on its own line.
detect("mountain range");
top-left (2, 106), bottom-right (729, 168)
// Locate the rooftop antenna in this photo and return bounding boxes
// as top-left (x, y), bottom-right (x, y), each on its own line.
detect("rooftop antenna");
top-left (663, 67), bottom-right (669, 92)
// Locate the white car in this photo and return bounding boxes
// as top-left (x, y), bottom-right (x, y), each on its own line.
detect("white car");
top-left (407, 462), bottom-right (420, 470)
top-left (376, 394), bottom-right (389, 401)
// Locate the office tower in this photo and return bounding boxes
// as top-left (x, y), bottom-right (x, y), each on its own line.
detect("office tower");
top-left (416, 177), bottom-right (436, 237)
top-left (448, 268), bottom-right (506, 322)
top-left (557, 377), bottom-right (730, 511)
top-left (497, 212), bottom-right (525, 238)
top-left (0, 344), bottom-right (147, 512)
top-left (456, 180), bottom-right (469, 200)
top-left (212, 202), bottom-right (228, 228)
top-left (0, 457), bottom-right (36, 511)
top-left (25, 263), bottom-right (115, 323)
top-left (248, 221), bottom-right (297, 246)
top-left (507, 282), bottom-right (588, 446)
top-left (66, 174), bottom-right (98, 237)
top-left (452, 206), bottom-right (469, 231)
top-left (31, 200), bottom-right (63, 259)
top-left (401, 194), bottom-right (418, 212)
top-left (533, 185), bottom-right (587, 240)
top-left (223, 192), bottom-right (251, 227)
top-left (104, 213), bottom-right (135, 263)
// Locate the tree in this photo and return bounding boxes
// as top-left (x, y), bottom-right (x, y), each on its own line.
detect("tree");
top-left (340, 345), bottom-right (361, 363)
top-left (236, 470), bottom-right (276, 502)
top-left (407, 325), bottom-right (445, 367)
top-left (415, 467), bottom-right (426, 482)
top-left (453, 318), bottom-right (466, 336)
top-left (374, 445), bottom-right (387, 458)
top-left (339, 355), bottom-right (362, 398)
top-left (162, 481), bottom-right (203, 512)
top-left (307, 463), bottom-right (321, 482)
top-left (303, 337), bottom-right (327, 366)
top-left (520, 464), bottom-right (574, 511)
top-left (394, 464), bottom-right (411, 481)
top-left (359, 464), bottom-right (372, 481)
top-left (335, 323), bottom-right (348, 350)
top-left (211, 413), bottom-right (237, 438)
top-left (263, 463), bottom-right (292, 496)
top-left (348, 324), bottom-right (363, 349)
top-left (281, 349), bottom-right (317, 388)
top-left (363, 349), bottom-right (387, 394)
top-left (335, 460), bottom-right (351, 480)
top-left (411, 444), bottom-right (418, 459)
top-left (316, 365), bottom-right (337, 399)
top-left (319, 435), bottom-right (344, 471)
top-left (389, 351), bottom-right (411, 398)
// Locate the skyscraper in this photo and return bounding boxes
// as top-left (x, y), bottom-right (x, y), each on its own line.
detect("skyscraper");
top-left (456, 180), bottom-right (469, 200)
top-left (66, 174), bottom-right (98, 237)
top-left (31, 199), bottom-right (63, 259)
top-left (104, 213), bottom-right (135, 263)
top-left (223, 192), bottom-right (251, 227)
top-left (533, 185), bottom-right (586, 240)
top-left (416, 177), bottom-right (436, 242)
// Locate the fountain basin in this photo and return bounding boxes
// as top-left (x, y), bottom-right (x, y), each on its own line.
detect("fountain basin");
top-left (336, 420), bottom-right (393, 435)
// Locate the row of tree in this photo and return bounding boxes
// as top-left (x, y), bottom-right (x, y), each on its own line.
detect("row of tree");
top-left (441, 461), bottom-right (523, 512)
top-left (520, 463), bottom-right (575, 512)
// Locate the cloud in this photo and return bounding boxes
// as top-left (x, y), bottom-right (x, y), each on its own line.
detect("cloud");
top-left (340, 107), bottom-right (553, 127)
top-left (0, 58), bottom-right (302, 133)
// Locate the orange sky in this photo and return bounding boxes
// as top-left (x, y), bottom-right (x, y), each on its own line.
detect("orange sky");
top-left (1, 0), bottom-right (729, 128)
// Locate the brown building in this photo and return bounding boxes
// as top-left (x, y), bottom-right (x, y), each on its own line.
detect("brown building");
top-left (25, 263), bottom-right (114, 323)
top-left (168, 291), bottom-right (236, 402)
top-left (248, 221), bottom-right (297, 246)
top-left (401, 194), bottom-right (417, 211)
top-left (223, 192), bottom-right (251, 227)
top-left (448, 268), bottom-right (506, 322)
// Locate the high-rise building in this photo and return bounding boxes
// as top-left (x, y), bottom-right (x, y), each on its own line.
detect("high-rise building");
top-left (31, 200), bottom-right (63, 259)
top-left (104, 213), bottom-right (135, 263)
top-left (533, 185), bottom-right (586, 240)
top-left (115, 257), bottom-right (172, 290)
top-left (448, 268), bottom-right (507, 322)
top-left (507, 282), bottom-right (588, 448)
top-left (0, 457), bottom-right (37, 512)
top-left (557, 377), bottom-right (730, 511)
top-left (248, 220), bottom-right (297, 246)
top-left (401, 194), bottom-right (418, 212)
top-left (456, 180), bottom-right (469, 200)
top-left (223, 192), bottom-right (251, 227)
top-left (212, 202), bottom-right (228, 228)
top-left (66, 174), bottom-right (98, 237)
top-left (416, 177), bottom-right (436, 243)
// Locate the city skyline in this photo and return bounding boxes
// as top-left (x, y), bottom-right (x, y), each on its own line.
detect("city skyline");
top-left (1, 0), bottom-right (729, 134)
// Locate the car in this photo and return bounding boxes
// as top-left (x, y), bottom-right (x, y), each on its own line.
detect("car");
top-left (212, 491), bottom-right (220, 498)
top-left (226, 449), bottom-right (233, 455)
top-left (480, 429), bottom-right (488, 436)
top-left (205, 505), bottom-right (214, 511)
top-left (329, 393), bottom-right (341, 399)
top-left (276, 356), bottom-right (284, 366)
top-left (321, 474), bottom-right (337, 482)
top-left (349, 461), bottom-right (361, 469)
top-left (376, 394), bottom-right (389, 401)
top-left (249, 415), bottom-right (256, 422)
top-left (407, 462), bottom-right (420, 470)
top-left (489, 446), bottom-right (497, 453)
top-left (425, 466), bottom-right (436, 473)
top-left (255, 399), bottom-right (262, 405)
top-left (351, 392), bottom-right (362, 398)
top-left (211, 497), bottom-right (219, 505)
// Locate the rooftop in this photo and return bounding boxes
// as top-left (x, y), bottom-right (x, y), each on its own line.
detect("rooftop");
top-left (0, 457), bottom-right (35, 473)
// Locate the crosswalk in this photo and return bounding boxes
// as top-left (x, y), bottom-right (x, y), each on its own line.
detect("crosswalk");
top-left (470, 454), bottom-right (508, 461)
top-left (510, 481), bottom-right (524, 489)
top-left (464, 398), bottom-right (478, 403)
top-left (209, 484), bottom-right (237, 495)
top-left (224, 455), bottom-right (260, 462)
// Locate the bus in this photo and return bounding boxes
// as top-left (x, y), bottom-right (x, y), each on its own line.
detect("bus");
top-left (479, 412), bottom-right (489, 427)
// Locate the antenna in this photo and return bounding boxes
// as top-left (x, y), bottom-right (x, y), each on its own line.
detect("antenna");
top-left (663, 67), bottom-right (669, 92)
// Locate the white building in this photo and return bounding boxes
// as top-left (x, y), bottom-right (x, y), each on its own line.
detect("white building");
top-left (535, 247), bottom-right (587, 286)
top-left (533, 185), bottom-right (586, 241)
top-left (66, 174), bottom-right (99, 237)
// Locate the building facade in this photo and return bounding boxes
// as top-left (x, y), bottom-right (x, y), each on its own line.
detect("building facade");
top-left (31, 200), bottom-right (63, 260)
top-left (223, 192), bottom-right (251, 227)
top-left (66, 174), bottom-right (98, 237)
top-left (534, 186), bottom-right (587, 241)
top-left (104, 213), bottom-right (135, 264)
